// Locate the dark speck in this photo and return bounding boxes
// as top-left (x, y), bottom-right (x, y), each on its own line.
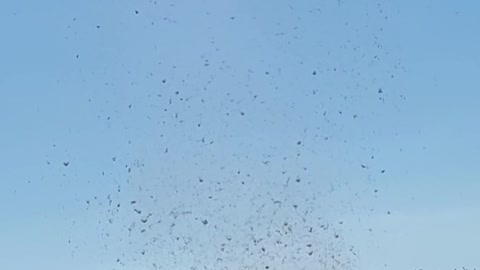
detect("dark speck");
top-left (202, 219), bottom-right (208, 225)
top-left (63, 162), bottom-right (69, 167)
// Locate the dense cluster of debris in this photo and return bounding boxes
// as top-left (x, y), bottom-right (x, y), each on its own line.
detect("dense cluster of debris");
top-left (43, 1), bottom-right (407, 269)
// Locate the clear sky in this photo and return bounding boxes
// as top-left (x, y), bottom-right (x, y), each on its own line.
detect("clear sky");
top-left (1, 0), bottom-right (479, 269)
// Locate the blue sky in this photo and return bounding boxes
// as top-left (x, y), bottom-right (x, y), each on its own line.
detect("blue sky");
top-left (1, 0), bottom-right (479, 269)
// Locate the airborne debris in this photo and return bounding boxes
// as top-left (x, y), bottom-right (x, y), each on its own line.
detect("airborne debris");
top-left (58, 2), bottom-right (403, 269)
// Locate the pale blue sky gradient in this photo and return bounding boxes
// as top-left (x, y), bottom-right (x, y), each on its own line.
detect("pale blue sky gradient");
top-left (1, 1), bottom-right (479, 269)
